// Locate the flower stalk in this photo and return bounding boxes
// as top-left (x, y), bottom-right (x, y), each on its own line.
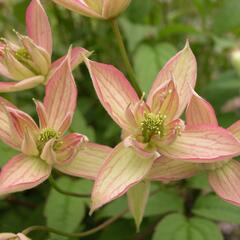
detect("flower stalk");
top-left (110, 18), bottom-right (142, 97)
top-left (48, 175), bottom-right (90, 198)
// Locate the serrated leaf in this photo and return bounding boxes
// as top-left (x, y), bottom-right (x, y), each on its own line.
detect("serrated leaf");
top-left (153, 213), bottom-right (223, 240)
top-left (193, 194), bottom-right (240, 224)
top-left (45, 177), bottom-right (93, 240)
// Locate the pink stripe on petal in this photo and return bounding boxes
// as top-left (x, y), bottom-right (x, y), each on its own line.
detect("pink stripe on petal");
top-left (208, 160), bottom-right (240, 206)
top-left (34, 99), bottom-right (48, 129)
top-left (44, 49), bottom-right (77, 132)
top-left (186, 91), bottom-right (218, 126)
top-left (55, 142), bottom-right (111, 179)
top-left (157, 125), bottom-right (240, 162)
top-left (0, 76), bottom-right (45, 93)
top-left (85, 59), bottom-right (139, 131)
top-left (91, 142), bottom-right (155, 213)
top-left (147, 156), bottom-right (198, 181)
top-left (26, 0), bottom-right (52, 55)
top-left (0, 154), bottom-right (51, 195)
top-left (147, 41), bottom-right (197, 118)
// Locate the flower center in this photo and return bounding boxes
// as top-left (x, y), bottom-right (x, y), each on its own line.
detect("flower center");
top-left (14, 48), bottom-right (31, 61)
top-left (141, 113), bottom-right (166, 143)
top-left (37, 128), bottom-right (61, 151)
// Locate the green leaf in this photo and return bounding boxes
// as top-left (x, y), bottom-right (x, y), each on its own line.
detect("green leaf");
top-left (45, 177), bottom-right (93, 240)
top-left (71, 107), bottom-right (96, 141)
top-left (193, 194), bottom-right (240, 224)
top-left (0, 141), bottom-right (18, 167)
top-left (153, 213), bottom-right (223, 240)
top-left (133, 43), bottom-right (176, 94)
top-left (187, 172), bottom-right (209, 190)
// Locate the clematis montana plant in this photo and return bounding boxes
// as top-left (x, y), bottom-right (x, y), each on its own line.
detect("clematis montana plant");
top-left (85, 42), bottom-right (240, 226)
top-left (0, 233), bottom-right (30, 240)
top-left (0, 51), bottom-right (111, 196)
top-left (51, 0), bottom-right (131, 19)
top-left (148, 91), bottom-right (240, 206)
top-left (0, 0), bottom-right (89, 93)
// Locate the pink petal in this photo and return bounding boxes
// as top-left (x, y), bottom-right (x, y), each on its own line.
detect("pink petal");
top-left (90, 142), bottom-right (155, 213)
top-left (26, 0), bottom-right (52, 55)
top-left (21, 127), bottom-right (39, 156)
top-left (147, 156), bottom-right (198, 181)
top-left (49, 47), bottom-right (91, 80)
top-left (127, 181), bottom-right (150, 231)
top-left (40, 139), bottom-right (56, 165)
top-left (0, 99), bottom-right (20, 149)
top-left (17, 233), bottom-right (31, 240)
top-left (51, 0), bottom-right (102, 18)
top-left (55, 142), bottom-right (111, 179)
top-left (186, 91), bottom-right (218, 126)
top-left (0, 76), bottom-right (45, 93)
top-left (151, 80), bottom-right (179, 123)
top-left (0, 154), bottom-right (51, 195)
top-left (34, 99), bottom-right (48, 129)
top-left (208, 160), bottom-right (240, 206)
top-left (85, 59), bottom-right (139, 131)
top-left (157, 125), bottom-right (240, 162)
top-left (44, 49), bottom-right (77, 132)
top-left (228, 120), bottom-right (240, 140)
top-left (102, 0), bottom-right (131, 19)
top-left (147, 41), bottom-right (197, 118)
top-left (0, 62), bottom-right (13, 79)
top-left (0, 233), bottom-right (17, 239)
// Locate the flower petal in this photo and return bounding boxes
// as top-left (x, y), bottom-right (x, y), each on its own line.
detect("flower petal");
top-left (17, 233), bottom-right (31, 240)
top-left (186, 91), bottom-right (218, 126)
top-left (0, 62), bottom-right (13, 79)
top-left (26, 0), bottom-right (52, 55)
top-left (85, 59), bottom-right (139, 131)
top-left (40, 139), bottom-right (56, 165)
top-left (51, 0), bottom-right (102, 18)
top-left (0, 76), bottom-right (45, 93)
top-left (91, 142), bottom-right (155, 213)
top-left (34, 99), bottom-right (48, 129)
top-left (0, 154), bottom-right (51, 195)
top-left (147, 41), bottom-right (197, 118)
top-left (228, 120), bottom-right (240, 140)
top-left (208, 160), bottom-right (240, 206)
top-left (44, 49), bottom-right (77, 132)
top-left (49, 47), bottom-right (91, 79)
top-left (157, 125), bottom-right (240, 162)
top-left (127, 181), bottom-right (150, 231)
top-left (102, 0), bottom-right (131, 19)
top-left (151, 80), bottom-right (179, 123)
top-left (55, 142), bottom-right (111, 179)
top-left (147, 156), bottom-right (198, 181)
top-left (21, 127), bottom-right (39, 156)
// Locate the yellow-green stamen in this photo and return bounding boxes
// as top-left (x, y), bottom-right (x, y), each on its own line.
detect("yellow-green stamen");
top-left (141, 112), bottom-right (166, 143)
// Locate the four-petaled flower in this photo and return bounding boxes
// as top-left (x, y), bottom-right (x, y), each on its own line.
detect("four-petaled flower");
top-left (85, 42), bottom-right (240, 226)
top-left (51, 0), bottom-right (131, 19)
top-left (148, 91), bottom-right (240, 206)
top-left (0, 0), bottom-right (89, 93)
top-left (0, 50), bottom-right (111, 195)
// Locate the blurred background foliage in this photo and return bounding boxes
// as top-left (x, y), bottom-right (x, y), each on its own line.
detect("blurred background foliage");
top-left (1, 0), bottom-right (240, 239)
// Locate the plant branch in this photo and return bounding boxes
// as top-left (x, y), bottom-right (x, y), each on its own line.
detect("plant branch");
top-left (22, 208), bottom-right (128, 237)
top-left (48, 175), bottom-right (90, 198)
top-left (110, 18), bottom-right (142, 97)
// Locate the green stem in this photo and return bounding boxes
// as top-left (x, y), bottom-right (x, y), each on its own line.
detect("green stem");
top-left (22, 209), bottom-right (128, 237)
top-left (110, 18), bottom-right (142, 97)
top-left (48, 175), bottom-right (90, 198)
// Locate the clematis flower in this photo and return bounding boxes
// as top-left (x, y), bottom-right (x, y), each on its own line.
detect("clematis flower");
top-left (85, 42), bottom-right (240, 222)
top-left (0, 0), bottom-right (89, 93)
top-left (0, 233), bottom-right (30, 240)
top-left (51, 0), bottom-right (131, 19)
top-left (0, 51), bottom-right (111, 195)
top-left (147, 91), bottom-right (240, 206)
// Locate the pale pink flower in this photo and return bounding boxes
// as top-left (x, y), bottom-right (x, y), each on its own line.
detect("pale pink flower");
top-left (85, 42), bottom-right (240, 217)
top-left (148, 91), bottom-right (240, 206)
top-left (0, 51), bottom-right (111, 196)
top-left (0, 0), bottom-right (89, 93)
top-left (0, 233), bottom-right (30, 240)
top-left (51, 0), bottom-right (131, 19)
